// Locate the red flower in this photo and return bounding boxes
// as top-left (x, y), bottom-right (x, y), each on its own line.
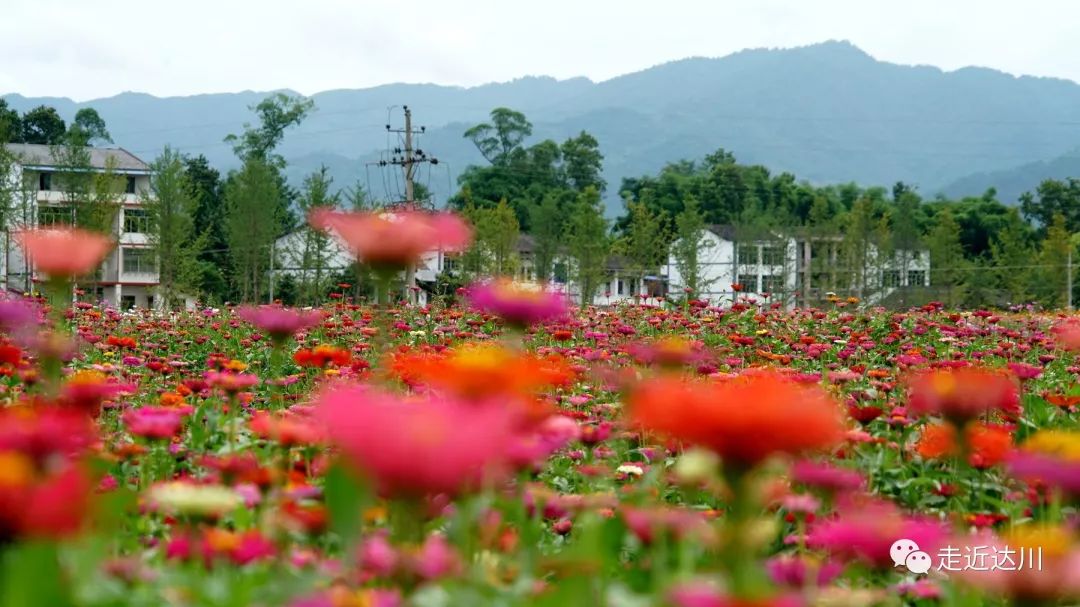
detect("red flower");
top-left (907, 367), bottom-right (1020, 424)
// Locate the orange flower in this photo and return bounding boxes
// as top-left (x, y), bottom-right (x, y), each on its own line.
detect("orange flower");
top-left (392, 343), bottom-right (574, 400)
top-left (15, 228), bottom-right (113, 278)
top-left (915, 422), bottom-right (1013, 469)
top-left (627, 371), bottom-right (845, 468)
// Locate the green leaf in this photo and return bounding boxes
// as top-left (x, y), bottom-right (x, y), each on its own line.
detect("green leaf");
top-left (1, 541), bottom-right (72, 607)
top-left (324, 461), bottom-right (370, 543)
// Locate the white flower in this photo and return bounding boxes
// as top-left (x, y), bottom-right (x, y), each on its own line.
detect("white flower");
top-left (616, 464), bottom-right (644, 476)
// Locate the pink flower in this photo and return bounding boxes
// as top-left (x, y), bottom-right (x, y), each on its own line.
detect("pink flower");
top-left (411, 534), bottom-right (460, 580)
top-left (465, 279), bottom-right (569, 327)
top-left (316, 383), bottom-right (518, 497)
top-left (310, 209), bottom-right (471, 268)
top-left (791, 460), bottom-right (866, 494)
top-left (766, 555), bottom-right (844, 587)
top-left (236, 305), bottom-right (323, 342)
top-left (359, 533), bottom-right (398, 577)
top-left (206, 371), bottom-right (259, 394)
top-left (15, 228), bottom-right (114, 278)
top-left (122, 406), bottom-right (188, 440)
top-left (807, 497), bottom-right (948, 568)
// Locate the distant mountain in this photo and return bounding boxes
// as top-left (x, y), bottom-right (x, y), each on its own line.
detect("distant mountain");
top-left (6, 40), bottom-right (1080, 214)
top-left (938, 148), bottom-right (1080, 203)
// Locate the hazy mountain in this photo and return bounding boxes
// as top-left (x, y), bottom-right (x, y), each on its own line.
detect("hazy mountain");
top-left (939, 148), bottom-right (1080, 203)
top-left (6, 40), bottom-right (1080, 213)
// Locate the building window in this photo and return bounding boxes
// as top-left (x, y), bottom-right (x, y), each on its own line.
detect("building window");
top-left (761, 246), bottom-right (786, 266)
top-left (553, 262), bottom-right (568, 284)
top-left (146, 295), bottom-right (154, 309)
top-left (123, 209), bottom-right (151, 234)
top-left (38, 205), bottom-right (74, 227)
top-left (125, 176), bottom-right (137, 195)
top-left (122, 247), bottom-right (156, 274)
top-left (39, 172), bottom-right (51, 191)
top-left (443, 256), bottom-right (459, 273)
top-left (737, 273), bottom-right (758, 293)
top-left (617, 279), bottom-right (625, 295)
top-left (761, 274), bottom-right (785, 294)
top-left (629, 278), bottom-right (638, 296)
top-left (908, 270), bottom-right (926, 287)
top-left (737, 244), bottom-right (758, 266)
top-left (882, 270), bottom-right (902, 287)
top-left (121, 296), bottom-right (136, 310)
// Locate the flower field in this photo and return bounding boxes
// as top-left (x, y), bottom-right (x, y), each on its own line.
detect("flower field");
top-left (7, 225), bottom-right (1080, 607)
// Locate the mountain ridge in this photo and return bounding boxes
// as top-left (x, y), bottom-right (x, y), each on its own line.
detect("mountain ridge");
top-left (5, 40), bottom-right (1080, 212)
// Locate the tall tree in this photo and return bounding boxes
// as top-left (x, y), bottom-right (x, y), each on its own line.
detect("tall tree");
top-left (528, 193), bottom-right (566, 283)
top-left (463, 108), bottom-right (532, 165)
top-left (566, 187), bottom-right (609, 306)
top-left (617, 200), bottom-right (668, 297)
top-left (67, 108), bottom-right (112, 146)
top-left (473, 198), bottom-right (520, 276)
top-left (561, 131), bottom-right (605, 192)
top-left (225, 158), bottom-right (280, 303)
top-left (926, 208), bottom-right (966, 306)
top-left (291, 167), bottom-right (341, 305)
top-left (226, 93), bottom-right (314, 168)
top-left (184, 155), bottom-right (228, 302)
top-left (671, 196), bottom-right (708, 299)
top-left (1034, 213), bottom-right (1073, 308)
top-left (990, 208), bottom-right (1035, 305)
top-left (843, 197), bottom-right (878, 299)
top-left (143, 147), bottom-right (202, 309)
top-left (20, 106), bottom-right (66, 145)
top-left (0, 100), bottom-right (20, 143)
top-left (1020, 178), bottom-right (1080, 233)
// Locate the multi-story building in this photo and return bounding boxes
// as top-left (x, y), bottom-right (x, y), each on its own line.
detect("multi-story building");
top-left (2, 143), bottom-right (162, 309)
top-left (663, 225), bottom-right (931, 308)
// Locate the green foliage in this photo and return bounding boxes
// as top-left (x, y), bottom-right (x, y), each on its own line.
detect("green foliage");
top-left (288, 166), bottom-right (341, 305)
top-left (144, 147), bottom-right (204, 309)
top-left (469, 198), bottom-right (520, 277)
top-left (68, 108), bottom-right (112, 146)
top-left (19, 105), bottom-right (66, 144)
top-left (463, 107), bottom-right (533, 165)
top-left (1020, 178), bottom-right (1080, 233)
top-left (225, 158), bottom-right (281, 303)
top-left (566, 187), bottom-right (610, 306)
top-left (185, 155), bottom-right (230, 303)
top-left (0, 99), bottom-right (20, 143)
top-left (616, 200), bottom-right (668, 284)
top-left (225, 93), bottom-right (314, 168)
top-left (1033, 213), bottom-right (1073, 308)
top-left (528, 193), bottom-right (566, 283)
top-left (672, 197), bottom-right (707, 298)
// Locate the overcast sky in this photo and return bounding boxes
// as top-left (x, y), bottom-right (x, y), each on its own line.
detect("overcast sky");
top-left (3, 0), bottom-right (1079, 101)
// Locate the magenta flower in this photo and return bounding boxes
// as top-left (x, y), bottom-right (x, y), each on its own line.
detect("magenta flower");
top-left (791, 460), bottom-right (866, 494)
top-left (206, 371), bottom-right (259, 394)
top-left (465, 279), bottom-right (569, 327)
top-left (122, 406), bottom-right (188, 440)
top-left (807, 498), bottom-right (948, 568)
top-left (236, 305), bottom-right (323, 343)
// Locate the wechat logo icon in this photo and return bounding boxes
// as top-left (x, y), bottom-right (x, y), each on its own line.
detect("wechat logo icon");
top-left (891, 539), bottom-right (932, 575)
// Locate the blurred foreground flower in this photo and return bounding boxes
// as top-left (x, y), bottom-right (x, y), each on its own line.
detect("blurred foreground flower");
top-left (236, 305), bottom-right (323, 344)
top-left (465, 279), bottom-right (569, 327)
top-left (906, 367), bottom-right (1020, 424)
top-left (316, 383), bottom-right (518, 497)
top-left (15, 228), bottom-right (114, 278)
top-left (310, 209), bottom-right (471, 269)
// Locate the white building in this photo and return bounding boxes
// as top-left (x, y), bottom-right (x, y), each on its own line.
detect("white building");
top-left (2, 143), bottom-right (168, 309)
top-left (663, 225), bottom-right (931, 308)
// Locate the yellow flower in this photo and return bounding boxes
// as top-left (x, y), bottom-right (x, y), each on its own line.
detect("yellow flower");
top-left (1003, 524), bottom-right (1073, 558)
top-left (0, 451), bottom-right (34, 487)
top-left (1022, 430), bottom-right (1080, 461)
top-left (224, 359), bottom-right (248, 372)
top-left (147, 482), bottom-right (242, 517)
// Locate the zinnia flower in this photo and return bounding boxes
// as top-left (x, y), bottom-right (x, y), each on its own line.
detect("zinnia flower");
top-left (1007, 430), bottom-right (1080, 494)
top-left (906, 367), bottom-right (1020, 424)
top-left (627, 371), bottom-right (845, 468)
top-left (310, 209), bottom-right (471, 268)
top-left (465, 279), bottom-right (569, 327)
top-left (315, 383), bottom-right (518, 497)
top-left (807, 497), bottom-right (948, 568)
top-left (15, 228), bottom-right (114, 278)
top-left (236, 305), bottom-right (323, 343)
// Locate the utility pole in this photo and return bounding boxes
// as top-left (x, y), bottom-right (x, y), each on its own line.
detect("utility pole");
top-left (380, 105), bottom-right (439, 305)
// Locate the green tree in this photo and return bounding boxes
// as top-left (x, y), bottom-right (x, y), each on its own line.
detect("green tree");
top-left (185, 155), bottom-right (229, 302)
top-left (990, 208), bottom-right (1035, 305)
top-left (67, 108), bottom-right (112, 146)
top-left (226, 93), bottom-right (314, 168)
top-left (225, 158), bottom-right (281, 303)
top-left (925, 208), bottom-right (966, 306)
top-left (617, 200), bottom-right (668, 296)
top-left (1020, 178), bottom-right (1080, 233)
top-left (291, 167), bottom-right (341, 305)
top-left (672, 196), bottom-right (708, 299)
top-left (566, 187), bottom-right (609, 306)
top-left (463, 108), bottom-right (532, 165)
top-left (473, 198), bottom-right (520, 276)
top-left (0, 100), bottom-right (20, 143)
top-left (1034, 213), bottom-right (1073, 308)
top-left (528, 193), bottom-right (566, 283)
top-left (843, 197), bottom-right (878, 299)
top-left (143, 147), bottom-right (203, 309)
top-left (20, 106), bottom-right (66, 144)
top-left (561, 131), bottom-right (605, 192)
